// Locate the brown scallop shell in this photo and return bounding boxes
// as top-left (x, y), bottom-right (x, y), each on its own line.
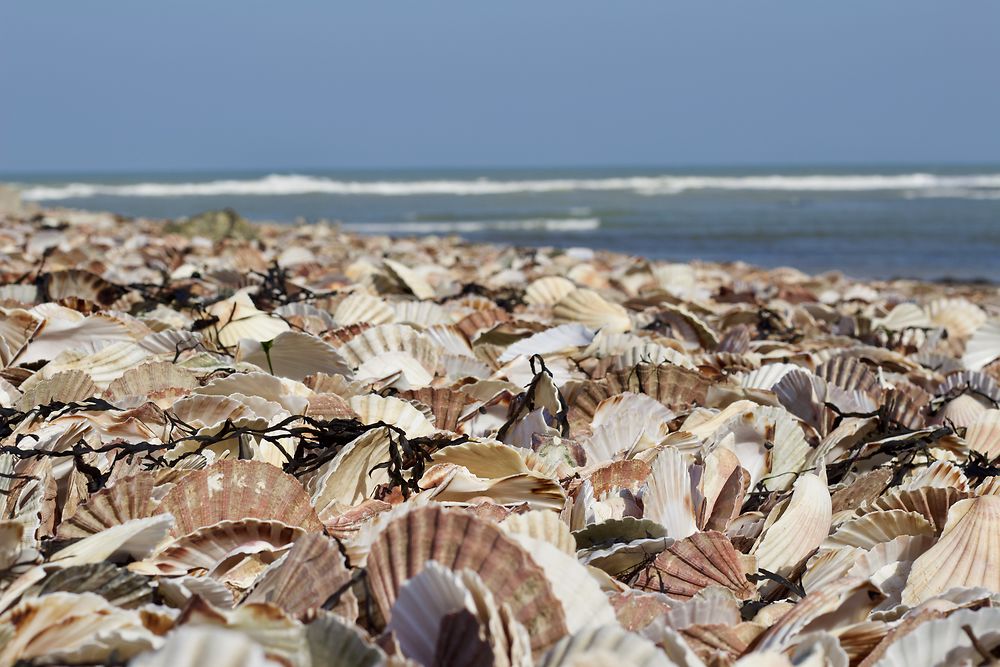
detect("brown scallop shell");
top-left (158, 460), bottom-right (323, 536)
top-left (634, 530), bottom-right (757, 601)
top-left (56, 473), bottom-right (158, 539)
top-left (395, 387), bottom-right (472, 433)
top-left (366, 505), bottom-right (568, 651)
top-left (242, 533), bottom-right (356, 620)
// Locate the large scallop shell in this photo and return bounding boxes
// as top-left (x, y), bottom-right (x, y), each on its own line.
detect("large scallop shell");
top-left (553, 288), bottom-right (632, 333)
top-left (56, 473), bottom-right (158, 539)
top-left (900, 495), bottom-right (1000, 606)
top-left (242, 532), bottom-right (355, 620)
top-left (751, 473), bottom-right (832, 579)
top-left (158, 460), bottom-right (323, 536)
top-left (237, 330), bottom-right (352, 381)
top-left (525, 276), bottom-right (577, 307)
top-left (366, 505), bottom-right (568, 651)
top-left (634, 530), bottom-right (757, 601)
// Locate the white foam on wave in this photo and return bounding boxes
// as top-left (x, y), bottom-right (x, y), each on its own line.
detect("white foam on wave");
top-left (19, 172), bottom-right (1000, 200)
top-left (341, 218), bottom-right (601, 234)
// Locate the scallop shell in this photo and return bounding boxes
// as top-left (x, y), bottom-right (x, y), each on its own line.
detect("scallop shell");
top-left (30, 561), bottom-right (153, 608)
top-left (900, 496), bottom-right (1000, 606)
top-left (538, 624), bottom-right (673, 667)
top-left (238, 330), bottom-right (352, 381)
top-left (56, 473), bottom-right (158, 539)
top-left (305, 614), bottom-right (387, 667)
top-left (366, 505), bottom-right (568, 651)
top-left (501, 510), bottom-right (576, 555)
top-left (308, 428), bottom-right (394, 513)
top-left (751, 473), bottom-right (832, 579)
top-left (339, 323), bottom-right (440, 372)
top-left (131, 627), bottom-right (271, 667)
top-left (14, 370), bottom-right (99, 410)
top-left (243, 532), bottom-right (355, 620)
top-left (395, 387), bottom-right (472, 433)
top-left (383, 258), bottom-right (435, 299)
top-left (207, 290), bottom-right (290, 347)
top-left (925, 297), bottom-right (987, 342)
top-left (903, 460), bottom-right (970, 492)
top-left (635, 530), bottom-right (757, 601)
top-left (333, 292), bottom-right (396, 327)
top-left (0, 591), bottom-right (156, 665)
top-left (158, 460), bottom-right (323, 536)
top-left (39, 269), bottom-right (124, 307)
top-left (499, 323), bottom-right (595, 363)
top-left (962, 409), bottom-right (1000, 459)
top-left (643, 447), bottom-right (698, 539)
top-left (390, 299), bottom-right (451, 329)
top-left (348, 394), bottom-right (436, 438)
top-left (603, 363), bottom-right (712, 414)
top-left (456, 307), bottom-right (511, 340)
top-left (866, 486), bottom-right (969, 532)
top-left (386, 562), bottom-right (486, 666)
top-left (553, 288), bottom-right (632, 333)
top-left (816, 356), bottom-right (881, 398)
top-left (963, 319), bottom-right (1000, 371)
top-left (525, 276), bottom-right (577, 306)
top-left (131, 518), bottom-right (305, 580)
top-left (822, 510), bottom-right (934, 552)
top-left (865, 607), bottom-right (1000, 667)
top-left (103, 361), bottom-right (199, 402)
top-left (36, 341), bottom-right (150, 388)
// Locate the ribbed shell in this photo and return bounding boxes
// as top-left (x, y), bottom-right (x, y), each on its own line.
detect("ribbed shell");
top-left (57, 473), bottom-right (158, 539)
top-left (635, 530), bottom-right (757, 601)
top-left (158, 460), bottom-right (323, 536)
top-left (366, 505), bottom-right (568, 652)
top-left (901, 496), bottom-right (1000, 606)
top-left (553, 288), bottom-right (631, 333)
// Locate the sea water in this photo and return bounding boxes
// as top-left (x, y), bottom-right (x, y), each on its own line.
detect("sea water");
top-left (9, 165), bottom-right (1000, 281)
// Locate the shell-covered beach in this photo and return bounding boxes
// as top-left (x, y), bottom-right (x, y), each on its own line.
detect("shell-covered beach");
top-left (2, 205), bottom-right (1000, 666)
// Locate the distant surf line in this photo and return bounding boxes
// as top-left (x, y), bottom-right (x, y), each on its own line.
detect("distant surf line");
top-left (18, 172), bottom-right (1000, 200)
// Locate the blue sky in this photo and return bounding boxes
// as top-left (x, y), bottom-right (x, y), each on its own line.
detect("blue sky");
top-left (2, 2), bottom-right (999, 172)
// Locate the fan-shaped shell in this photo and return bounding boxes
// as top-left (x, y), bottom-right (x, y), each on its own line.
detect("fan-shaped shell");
top-left (243, 532), bottom-right (355, 619)
top-left (366, 505), bottom-right (568, 651)
top-left (553, 288), bottom-right (631, 333)
top-left (349, 394), bottom-right (436, 437)
top-left (525, 276), bottom-right (577, 306)
top-left (158, 460), bottom-right (323, 536)
top-left (57, 474), bottom-right (158, 539)
top-left (333, 292), bottom-right (395, 326)
top-left (635, 530), bottom-right (757, 601)
top-left (901, 495), bottom-right (1000, 606)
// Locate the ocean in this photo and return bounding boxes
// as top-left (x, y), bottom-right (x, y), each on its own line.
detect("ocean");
top-left (8, 165), bottom-right (1000, 282)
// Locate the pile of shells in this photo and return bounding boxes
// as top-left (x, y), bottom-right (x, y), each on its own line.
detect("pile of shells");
top-left (1, 207), bottom-right (1000, 666)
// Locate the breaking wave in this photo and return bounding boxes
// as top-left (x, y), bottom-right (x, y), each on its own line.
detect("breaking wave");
top-left (19, 172), bottom-right (1000, 200)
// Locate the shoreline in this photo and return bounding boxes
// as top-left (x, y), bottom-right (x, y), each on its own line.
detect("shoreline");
top-left (2, 203), bottom-right (1000, 663)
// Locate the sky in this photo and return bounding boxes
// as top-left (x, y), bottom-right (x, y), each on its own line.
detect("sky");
top-left (1, 2), bottom-right (999, 173)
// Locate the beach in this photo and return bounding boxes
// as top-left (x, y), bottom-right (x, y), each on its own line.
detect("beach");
top-left (2, 202), bottom-right (1000, 665)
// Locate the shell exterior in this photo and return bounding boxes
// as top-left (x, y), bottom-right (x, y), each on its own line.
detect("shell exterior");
top-left (158, 460), bottom-right (323, 536)
top-left (635, 530), bottom-right (757, 601)
top-left (238, 330), bottom-right (352, 381)
top-left (553, 288), bottom-right (632, 333)
top-left (900, 496), bottom-right (1000, 606)
top-left (366, 505), bottom-right (568, 651)
top-left (243, 532), bottom-right (355, 619)
top-left (525, 276), bottom-right (577, 306)
top-left (57, 473), bottom-right (158, 539)
top-left (751, 473), bottom-right (832, 578)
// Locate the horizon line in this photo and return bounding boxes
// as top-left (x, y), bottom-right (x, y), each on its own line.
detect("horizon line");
top-left (4, 158), bottom-right (1000, 179)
